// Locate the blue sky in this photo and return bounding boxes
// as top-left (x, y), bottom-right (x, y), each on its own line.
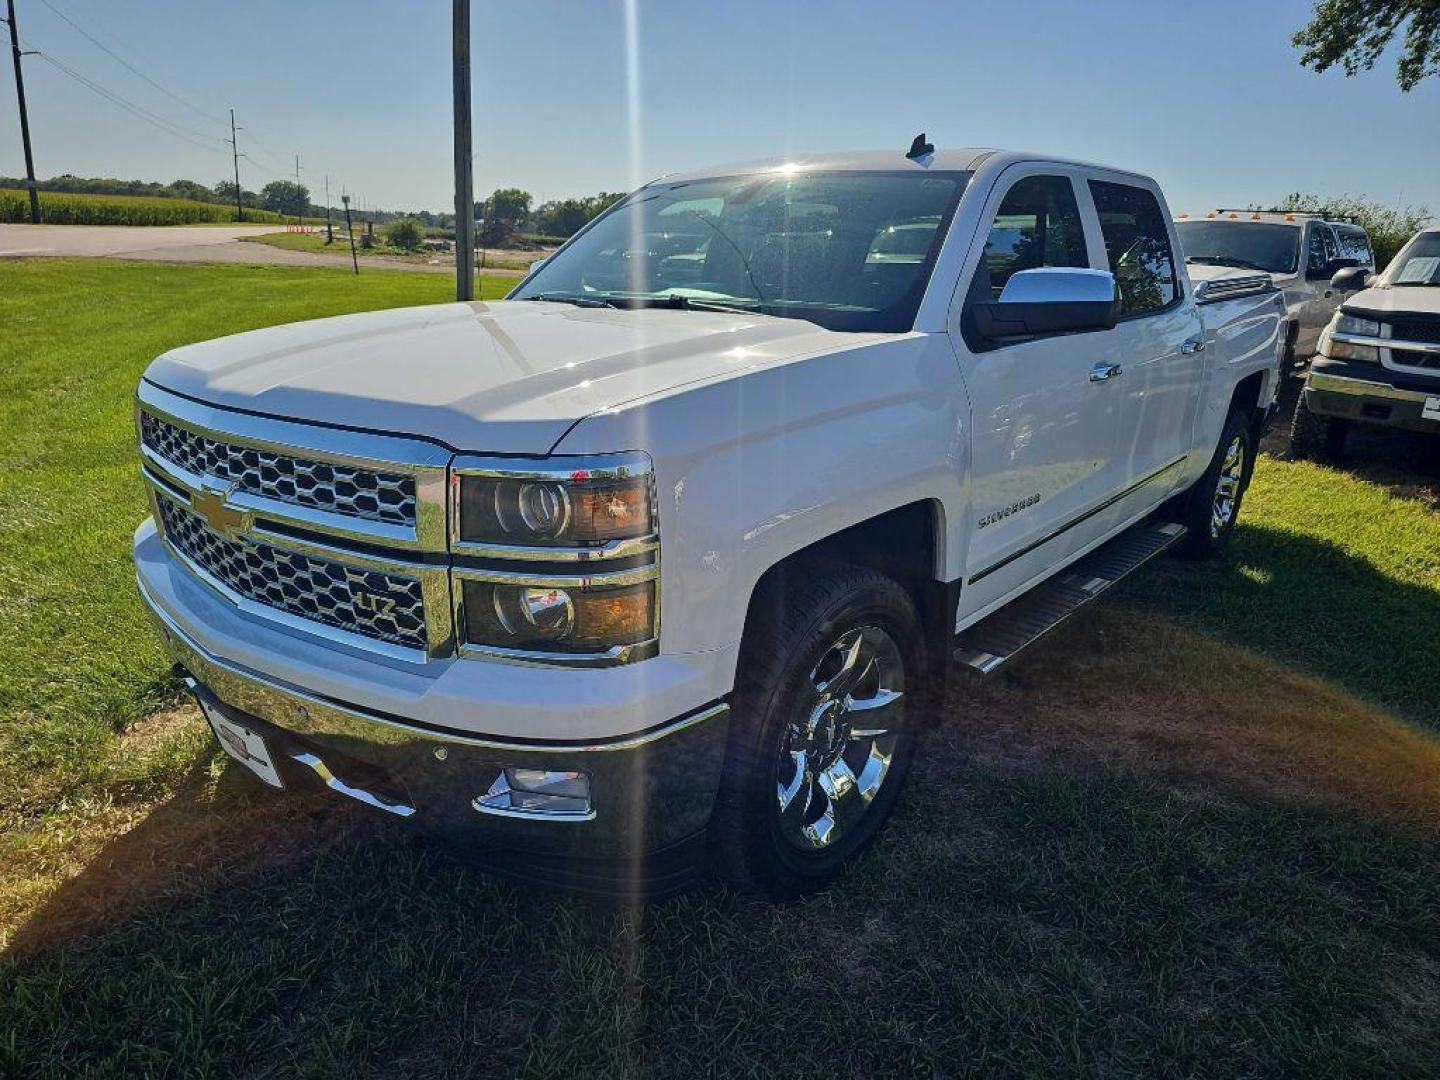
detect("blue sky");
top-left (3, 0), bottom-right (1437, 215)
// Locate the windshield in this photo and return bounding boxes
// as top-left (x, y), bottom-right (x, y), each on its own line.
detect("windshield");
top-left (512, 170), bottom-right (969, 332)
top-left (1384, 230), bottom-right (1440, 286)
top-left (1175, 220), bottom-right (1300, 275)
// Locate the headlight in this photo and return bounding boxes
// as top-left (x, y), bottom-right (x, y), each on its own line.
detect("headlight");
top-left (1319, 313), bottom-right (1381, 362)
top-left (1335, 314), bottom-right (1380, 337)
top-left (450, 453), bottom-right (659, 663)
top-left (453, 454), bottom-right (655, 551)
top-left (457, 572), bottom-right (658, 659)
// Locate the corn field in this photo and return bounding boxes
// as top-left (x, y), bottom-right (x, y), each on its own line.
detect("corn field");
top-left (0, 189), bottom-right (295, 226)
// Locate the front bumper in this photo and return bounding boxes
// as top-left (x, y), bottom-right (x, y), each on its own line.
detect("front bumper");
top-left (136, 522), bottom-right (732, 860)
top-left (1304, 360), bottom-right (1440, 435)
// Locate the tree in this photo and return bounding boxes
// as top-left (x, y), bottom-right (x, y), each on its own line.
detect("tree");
top-left (260, 180), bottom-right (310, 218)
top-left (1276, 192), bottom-right (1433, 266)
top-left (213, 180), bottom-right (260, 209)
top-left (1294, 0), bottom-right (1440, 91)
top-left (387, 218), bottom-right (424, 252)
top-left (166, 179), bottom-right (212, 202)
top-left (485, 187), bottom-right (532, 225)
top-left (533, 191), bottom-right (626, 238)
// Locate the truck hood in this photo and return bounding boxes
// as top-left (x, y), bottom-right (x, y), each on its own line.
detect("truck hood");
top-left (1341, 284), bottom-right (1440, 318)
top-left (1185, 263), bottom-right (1276, 303)
top-left (144, 300), bottom-right (873, 453)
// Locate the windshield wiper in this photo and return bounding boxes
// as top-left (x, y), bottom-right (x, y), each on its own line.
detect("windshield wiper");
top-left (1187, 255), bottom-right (1270, 272)
top-left (587, 293), bottom-right (775, 316)
top-left (520, 292), bottom-right (610, 308)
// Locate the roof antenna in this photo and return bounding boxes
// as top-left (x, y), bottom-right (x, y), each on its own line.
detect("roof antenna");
top-left (906, 132), bottom-right (934, 161)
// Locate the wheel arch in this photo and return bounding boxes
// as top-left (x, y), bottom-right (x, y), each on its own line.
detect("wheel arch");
top-left (738, 499), bottom-right (957, 683)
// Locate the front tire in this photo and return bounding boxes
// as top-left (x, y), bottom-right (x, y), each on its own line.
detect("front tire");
top-left (1288, 389), bottom-right (1349, 461)
top-left (1173, 408), bottom-right (1254, 559)
top-left (710, 564), bottom-right (922, 899)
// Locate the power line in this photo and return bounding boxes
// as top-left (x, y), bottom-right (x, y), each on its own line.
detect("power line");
top-left (34, 0), bottom-right (222, 124)
top-left (241, 127), bottom-right (291, 171)
top-left (32, 46), bottom-right (225, 153)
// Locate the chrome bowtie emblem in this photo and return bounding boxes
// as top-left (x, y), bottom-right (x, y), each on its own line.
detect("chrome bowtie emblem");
top-left (192, 483), bottom-right (254, 539)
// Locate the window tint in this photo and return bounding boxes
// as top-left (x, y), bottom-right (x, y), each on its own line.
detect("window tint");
top-left (1333, 225), bottom-right (1373, 266)
top-left (516, 171), bottom-right (968, 333)
top-left (976, 175), bottom-right (1087, 298)
top-left (1307, 224), bottom-right (1337, 270)
top-left (1088, 180), bottom-right (1178, 315)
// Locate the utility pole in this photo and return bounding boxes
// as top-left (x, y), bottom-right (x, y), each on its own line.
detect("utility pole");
top-left (324, 174), bottom-right (333, 243)
top-left (227, 108), bottom-right (243, 222)
top-left (452, 0), bottom-right (475, 300)
top-left (341, 193), bottom-right (358, 274)
top-left (293, 153), bottom-right (301, 226)
top-left (4, 0), bottom-right (41, 223)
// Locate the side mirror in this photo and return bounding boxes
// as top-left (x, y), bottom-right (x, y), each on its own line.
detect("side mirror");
top-left (526, 256), bottom-right (548, 275)
top-left (1308, 256), bottom-right (1359, 281)
top-left (1329, 265), bottom-right (1373, 293)
top-left (973, 268), bottom-right (1120, 341)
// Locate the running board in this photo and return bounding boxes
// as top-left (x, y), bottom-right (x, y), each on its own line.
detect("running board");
top-left (952, 521), bottom-right (1187, 674)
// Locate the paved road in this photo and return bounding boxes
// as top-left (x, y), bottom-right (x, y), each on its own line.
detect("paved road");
top-left (0, 222), bottom-right (525, 276)
top-left (0, 223), bottom-right (289, 257)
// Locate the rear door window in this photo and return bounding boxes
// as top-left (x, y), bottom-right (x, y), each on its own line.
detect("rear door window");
top-left (1333, 225), bottom-right (1373, 266)
top-left (1087, 180), bottom-right (1178, 316)
top-left (1307, 224), bottom-right (1337, 271)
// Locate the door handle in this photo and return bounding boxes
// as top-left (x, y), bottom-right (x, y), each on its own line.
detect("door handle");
top-left (1089, 362), bottom-right (1123, 382)
top-left (1181, 338), bottom-right (1206, 355)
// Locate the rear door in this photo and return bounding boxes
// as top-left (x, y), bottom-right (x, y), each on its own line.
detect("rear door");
top-left (950, 164), bottom-right (1126, 621)
top-left (1082, 174), bottom-right (1203, 521)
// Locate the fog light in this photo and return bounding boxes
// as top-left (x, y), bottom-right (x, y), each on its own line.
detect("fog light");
top-left (472, 767), bottom-right (594, 820)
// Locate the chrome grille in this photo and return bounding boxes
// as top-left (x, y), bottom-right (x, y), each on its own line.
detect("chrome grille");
top-left (1390, 318), bottom-right (1440, 346)
top-left (158, 498), bottom-right (428, 650)
top-left (141, 412), bottom-right (417, 527)
top-left (1390, 348), bottom-right (1440, 370)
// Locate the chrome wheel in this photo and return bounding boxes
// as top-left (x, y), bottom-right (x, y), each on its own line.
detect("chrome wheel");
top-left (774, 626), bottom-right (904, 851)
top-left (1210, 434), bottom-right (1245, 538)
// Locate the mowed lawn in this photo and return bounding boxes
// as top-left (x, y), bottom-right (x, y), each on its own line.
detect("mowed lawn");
top-left (2, 258), bottom-right (1440, 1077)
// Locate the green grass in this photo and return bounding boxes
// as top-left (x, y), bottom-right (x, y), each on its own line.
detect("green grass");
top-left (1125, 455), bottom-right (1440, 725)
top-left (2, 259), bottom-right (1439, 1076)
top-left (0, 261), bottom-right (511, 830)
top-left (0, 189), bottom-right (320, 226)
top-left (242, 230), bottom-right (545, 271)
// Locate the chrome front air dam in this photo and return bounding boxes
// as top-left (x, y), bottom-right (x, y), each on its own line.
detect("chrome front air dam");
top-left (138, 576), bottom-right (731, 861)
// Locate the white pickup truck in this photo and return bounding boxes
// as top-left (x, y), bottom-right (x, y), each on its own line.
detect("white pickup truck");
top-left (133, 147), bottom-right (1285, 897)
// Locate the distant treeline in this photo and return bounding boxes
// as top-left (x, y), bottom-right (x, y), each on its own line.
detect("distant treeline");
top-left (1, 175), bottom-right (631, 240)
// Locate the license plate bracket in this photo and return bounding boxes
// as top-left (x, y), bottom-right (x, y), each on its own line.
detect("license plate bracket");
top-left (1423, 396), bottom-right (1440, 423)
top-left (198, 696), bottom-right (284, 788)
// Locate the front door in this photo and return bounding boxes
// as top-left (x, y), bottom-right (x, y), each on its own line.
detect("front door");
top-left (952, 166), bottom-right (1125, 622)
top-left (1296, 222), bottom-right (1338, 355)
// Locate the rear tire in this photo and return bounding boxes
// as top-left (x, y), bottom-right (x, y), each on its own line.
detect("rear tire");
top-left (1288, 389), bottom-right (1349, 461)
top-left (1173, 408), bottom-right (1254, 559)
top-left (710, 563), bottom-right (923, 899)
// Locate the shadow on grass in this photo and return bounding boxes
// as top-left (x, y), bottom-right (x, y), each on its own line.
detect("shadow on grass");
top-left (3, 713), bottom-right (1440, 1078)
top-left (1124, 520), bottom-right (1440, 728)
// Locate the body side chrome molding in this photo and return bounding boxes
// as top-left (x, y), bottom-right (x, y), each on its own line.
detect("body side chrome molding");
top-left (968, 456), bottom-right (1187, 585)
